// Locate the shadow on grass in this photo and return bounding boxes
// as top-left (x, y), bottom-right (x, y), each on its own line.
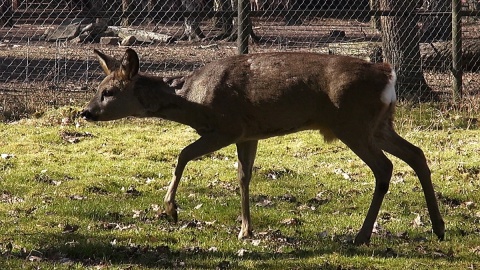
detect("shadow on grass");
top-left (1, 228), bottom-right (452, 269)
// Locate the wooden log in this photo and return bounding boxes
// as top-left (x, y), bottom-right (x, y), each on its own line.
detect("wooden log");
top-left (420, 39), bottom-right (480, 72)
top-left (107, 26), bottom-right (176, 44)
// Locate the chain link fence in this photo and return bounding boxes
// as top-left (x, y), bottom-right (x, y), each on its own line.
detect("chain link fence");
top-left (1, 0), bottom-right (479, 120)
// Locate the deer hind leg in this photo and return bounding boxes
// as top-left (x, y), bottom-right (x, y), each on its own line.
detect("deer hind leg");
top-left (335, 128), bottom-right (393, 245)
top-left (164, 133), bottom-right (235, 222)
top-left (376, 126), bottom-right (445, 240)
top-left (236, 140), bottom-right (259, 239)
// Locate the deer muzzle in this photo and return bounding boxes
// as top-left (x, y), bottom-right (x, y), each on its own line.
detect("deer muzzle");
top-left (80, 109), bottom-right (98, 121)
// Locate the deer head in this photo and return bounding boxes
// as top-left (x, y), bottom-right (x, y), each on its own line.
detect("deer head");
top-left (81, 49), bottom-right (145, 121)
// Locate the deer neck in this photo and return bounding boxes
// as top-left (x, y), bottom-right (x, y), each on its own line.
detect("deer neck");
top-left (135, 75), bottom-right (213, 132)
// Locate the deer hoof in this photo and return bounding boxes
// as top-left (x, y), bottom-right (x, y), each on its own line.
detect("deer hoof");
top-left (238, 228), bottom-right (253, 240)
top-left (165, 201), bottom-right (178, 223)
top-left (433, 220), bottom-right (445, 241)
top-left (354, 233), bottom-right (371, 246)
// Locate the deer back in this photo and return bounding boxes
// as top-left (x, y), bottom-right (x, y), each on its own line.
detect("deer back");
top-left (175, 52), bottom-right (395, 140)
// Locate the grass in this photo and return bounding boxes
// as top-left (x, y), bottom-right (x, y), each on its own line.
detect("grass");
top-left (0, 104), bottom-right (479, 269)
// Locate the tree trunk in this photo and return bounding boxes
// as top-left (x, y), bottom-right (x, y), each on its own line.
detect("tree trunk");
top-left (370, 0), bottom-right (381, 31)
top-left (284, 0), bottom-right (302, 26)
top-left (420, 0), bottom-right (451, 42)
top-left (121, 0), bottom-right (132, 26)
top-left (212, 0), bottom-right (235, 40)
top-left (145, 0), bottom-right (154, 24)
top-left (379, 0), bottom-right (435, 101)
top-left (211, 0), bottom-right (259, 43)
top-left (1, 0), bottom-right (14, 27)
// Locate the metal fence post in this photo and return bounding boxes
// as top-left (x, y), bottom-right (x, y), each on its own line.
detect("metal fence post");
top-left (452, 0), bottom-right (463, 101)
top-left (237, 0), bottom-right (249, 55)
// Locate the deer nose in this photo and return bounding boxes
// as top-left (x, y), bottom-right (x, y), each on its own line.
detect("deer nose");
top-left (80, 109), bottom-right (96, 121)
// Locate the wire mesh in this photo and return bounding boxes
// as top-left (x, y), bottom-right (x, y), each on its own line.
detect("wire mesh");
top-left (0, 0), bottom-right (479, 120)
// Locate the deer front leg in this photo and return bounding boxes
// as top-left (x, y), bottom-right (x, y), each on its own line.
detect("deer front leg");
top-left (164, 133), bottom-right (235, 222)
top-left (236, 140), bottom-right (258, 239)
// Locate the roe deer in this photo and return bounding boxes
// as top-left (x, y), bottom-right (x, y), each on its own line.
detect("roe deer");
top-left (81, 48), bottom-right (445, 244)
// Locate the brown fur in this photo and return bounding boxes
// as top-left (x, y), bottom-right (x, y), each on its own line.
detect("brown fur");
top-left (81, 49), bottom-right (444, 244)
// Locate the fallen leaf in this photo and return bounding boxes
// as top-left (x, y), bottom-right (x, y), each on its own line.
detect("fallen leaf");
top-left (185, 246), bottom-right (203, 253)
top-left (280, 218), bottom-right (301, 226)
top-left (384, 247), bottom-right (397, 258)
top-left (251, 239), bottom-right (261, 246)
top-left (392, 173), bottom-right (405, 184)
top-left (318, 231), bottom-right (328, 238)
top-left (333, 168), bottom-right (351, 180)
top-left (27, 255), bottom-right (42, 262)
top-left (237, 248), bottom-right (249, 257)
top-left (464, 201), bottom-right (475, 208)
top-left (255, 198), bottom-right (273, 207)
top-left (86, 186), bottom-right (109, 194)
top-left (1, 191), bottom-right (24, 203)
top-left (132, 210), bottom-right (144, 219)
top-left (217, 260), bottom-right (230, 270)
top-left (205, 220), bottom-right (216, 226)
top-left (64, 240), bottom-right (78, 247)
top-left (412, 213), bottom-right (424, 228)
top-left (265, 168), bottom-right (293, 180)
top-left (125, 186), bottom-right (141, 196)
top-left (471, 246), bottom-right (480, 255)
top-left (1, 153), bottom-right (14, 159)
top-left (396, 231), bottom-right (409, 240)
top-left (150, 204), bottom-right (161, 212)
top-left (102, 222), bottom-right (118, 230)
top-left (58, 257), bottom-right (74, 265)
top-left (372, 222), bottom-right (382, 234)
top-left (62, 224), bottom-right (79, 233)
top-left (145, 177), bottom-right (155, 184)
top-left (69, 195), bottom-right (87, 200)
top-left (180, 220), bottom-right (202, 229)
top-left (60, 131), bottom-right (94, 144)
top-left (278, 193), bottom-right (297, 202)
top-left (433, 248), bottom-right (454, 258)
top-left (306, 197), bottom-right (329, 207)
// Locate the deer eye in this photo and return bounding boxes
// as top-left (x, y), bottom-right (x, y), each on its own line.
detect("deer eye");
top-left (101, 88), bottom-right (117, 101)
top-left (103, 90), bottom-right (114, 97)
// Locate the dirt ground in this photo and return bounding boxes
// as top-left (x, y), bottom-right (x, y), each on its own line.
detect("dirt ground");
top-left (1, 17), bottom-right (479, 120)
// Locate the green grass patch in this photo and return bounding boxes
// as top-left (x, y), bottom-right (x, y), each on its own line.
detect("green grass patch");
top-left (1, 104), bottom-right (479, 269)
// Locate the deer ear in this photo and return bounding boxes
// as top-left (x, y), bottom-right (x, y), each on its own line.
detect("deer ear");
top-left (119, 48), bottom-right (139, 80)
top-left (94, 49), bottom-right (120, 75)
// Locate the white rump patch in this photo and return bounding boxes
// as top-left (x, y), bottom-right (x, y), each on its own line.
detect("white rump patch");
top-left (380, 69), bottom-right (397, 105)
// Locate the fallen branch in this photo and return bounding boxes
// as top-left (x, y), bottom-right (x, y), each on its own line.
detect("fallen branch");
top-left (107, 26), bottom-right (176, 44)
